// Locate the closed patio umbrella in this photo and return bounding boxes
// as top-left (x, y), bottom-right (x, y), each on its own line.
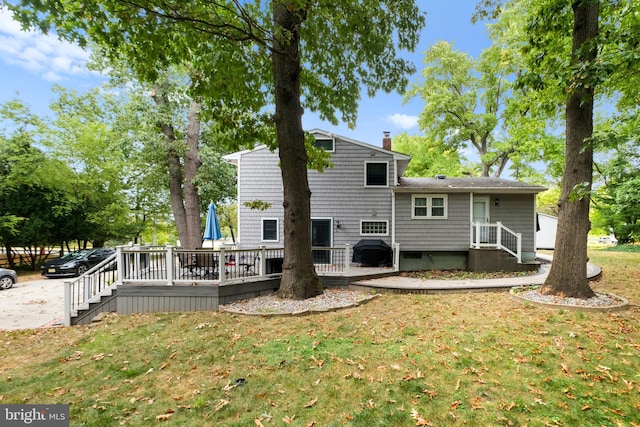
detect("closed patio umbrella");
top-left (203, 202), bottom-right (222, 241)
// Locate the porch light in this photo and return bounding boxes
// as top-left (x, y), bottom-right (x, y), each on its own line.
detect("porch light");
top-left (494, 198), bottom-right (500, 206)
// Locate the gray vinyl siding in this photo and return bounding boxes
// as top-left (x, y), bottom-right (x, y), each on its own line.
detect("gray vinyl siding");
top-left (232, 137), bottom-right (538, 256)
top-left (394, 192), bottom-right (537, 253)
top-left (308, 139), bottom-right (393, 248)
top-left (482, 193), bottom-right (536, 253)
top-left (235, 138), bottom-right (394, 248)
top-left (395, 193), bottom-right (470, 251)
top-left (236, 147), bottom-right (284, 248)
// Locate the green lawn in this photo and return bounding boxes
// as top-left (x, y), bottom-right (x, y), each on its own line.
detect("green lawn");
top-left (1, 249), bottom-right (638, 426)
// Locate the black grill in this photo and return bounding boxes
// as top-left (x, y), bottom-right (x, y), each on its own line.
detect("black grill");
top-left (352, 239), bottom-right (392, 267)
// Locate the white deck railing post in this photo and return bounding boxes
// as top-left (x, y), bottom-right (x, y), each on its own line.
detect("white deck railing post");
top-left (259, 245), bottom-right (266, 278)
top-left (64, 281), bottom-right (72, 327)
top-left (165, 243), bottom-right (173, 285)
top-left (220, 246), bottom-right (226, 285)
top-left (496, 222), bottom-right (502, 249)
top-left (517, 233), bottom-right (522, 263)
top-left (475, 223), bottom-right (481, 248)
top-left (116, 246), bottom-right (125, 285)
top-left (470, 223), bottom-right (474, 248)
top-left (344, 243), bottom-right (351, 274)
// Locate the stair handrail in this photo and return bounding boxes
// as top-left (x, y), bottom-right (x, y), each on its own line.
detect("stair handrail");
top-left (471, 222), bottom-right (522, 264)
top-left (64, 252), bottom-right (120, 326)
top-left (496, 222), bottom-right (522, 263)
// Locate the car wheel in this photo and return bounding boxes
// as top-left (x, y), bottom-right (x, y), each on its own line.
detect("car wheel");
top-left (0, 276), bottom-right (15, 290)
top-left (76, 264), bottom-right (89, 276)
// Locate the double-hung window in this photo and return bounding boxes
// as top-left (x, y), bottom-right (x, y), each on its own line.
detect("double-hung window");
top-left (412, 194), bottom-right (447, 219)
top-left (261, 218), bottom-right (279, 242)
top-left (365, 162), bottom-right (388, 187)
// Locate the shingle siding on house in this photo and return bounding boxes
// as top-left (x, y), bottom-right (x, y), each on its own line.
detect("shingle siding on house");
top-left (394, 192), bottom-right (537, 254)
top-left (229, 130), bottom-right (543, 265)
top-left (236, 137), bottom-right (394, 248)
top-left (395, 192), bottom-right (471, 251)
top-left (309, 138), bottom-right (393, 247)
top-left (237, 147), bottom-right (284, 248)
top-left (485, 193), bottom-right (536, 253)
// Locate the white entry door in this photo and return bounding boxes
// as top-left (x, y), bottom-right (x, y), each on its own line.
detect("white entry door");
top-left (473, 198), bottom-right (490, 243)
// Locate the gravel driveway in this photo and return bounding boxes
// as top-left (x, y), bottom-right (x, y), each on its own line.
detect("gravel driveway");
top-left (0, 276), bottom-right (66, 330)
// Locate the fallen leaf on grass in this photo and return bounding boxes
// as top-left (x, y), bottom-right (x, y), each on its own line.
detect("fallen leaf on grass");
top-left (214, 399), bottom-right (229, 412)
top-left (283, 415), bottom-right (295, 424)
top-left (450, 400), bottom-right (461, 410)
top-left (156, 410), bottom-right (174, 421)
top-left (410, 408), bottom-right (432, 426)
top-left (471, 397), bottom-right (483, 410)
top-left (303, 397), bottom-right (318, 408)
top-left (310, 356), bottom-right (324, 368)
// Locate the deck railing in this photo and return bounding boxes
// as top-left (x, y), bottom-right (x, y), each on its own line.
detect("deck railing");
top-left (63, 254), bottom-right (119, 326)
top-left (470, 222), bottom-right (522, 263)
top-left (64, 242), bottom-right (393, 325)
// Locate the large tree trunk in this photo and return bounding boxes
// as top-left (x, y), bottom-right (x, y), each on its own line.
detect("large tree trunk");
top-left (272, 1), bottom-right (323, 300)
top-left (541, 0), bottom-right (598, 299)
top-left (153, 84), bottom-right (203, 249)
top-left (183, 101), bottom-right (203, 248)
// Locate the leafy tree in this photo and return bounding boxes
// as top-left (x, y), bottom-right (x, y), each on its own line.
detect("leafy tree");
top-left (406, 41), bottom-right (548, 177)
top-left (392, 133), bottom-right (465, 178)
top-left (495, 0), bottom-right (640, 298)
top-left (0, 100), bottom-right (77, 267)
top-left (593, 142), bottom-right (640, 243)
top-left (7, 0), bottom-right (424, 299)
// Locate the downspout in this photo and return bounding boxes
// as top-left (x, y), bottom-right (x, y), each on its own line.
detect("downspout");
top-left (533, 194), bottom-right (537, 255)
top-left (391, 190), bottom-right (396, 245)
top-left (469, 192), bottom-right (474, 248)
top-left (236, 158), bottom-right (242, 247)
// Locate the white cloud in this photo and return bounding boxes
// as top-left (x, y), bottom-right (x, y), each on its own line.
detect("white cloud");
top-left (386, 113), bottom-right (419, 130)
top-left (0, 7), bottom-right (96, 82)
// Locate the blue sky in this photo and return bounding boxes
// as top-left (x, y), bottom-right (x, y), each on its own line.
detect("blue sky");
top-left (0, 2), bottom-right (491, 148)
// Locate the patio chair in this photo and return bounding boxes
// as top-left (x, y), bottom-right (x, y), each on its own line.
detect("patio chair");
top-left (238, 254), bottom-right (259, 275)
top-left (178, 252), bottom-right (219, 279)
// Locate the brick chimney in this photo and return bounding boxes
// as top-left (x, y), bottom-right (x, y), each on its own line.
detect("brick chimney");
top-left (382, 131), bottom-right (392, 151)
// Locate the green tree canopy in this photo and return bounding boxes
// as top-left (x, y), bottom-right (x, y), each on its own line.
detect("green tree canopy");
top-left (405, 41), bottom-right (549, 177)
top-left (8, 0), bottom-right (425, 299)
top-left (392, 132), bottom-right (466, 178)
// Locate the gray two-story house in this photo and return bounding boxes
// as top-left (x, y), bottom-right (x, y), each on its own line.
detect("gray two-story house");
top-left (224, 129), bottom-right (547, 272)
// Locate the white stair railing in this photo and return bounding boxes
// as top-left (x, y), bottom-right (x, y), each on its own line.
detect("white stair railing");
top-left (471, 222), bottom-right (522, 263)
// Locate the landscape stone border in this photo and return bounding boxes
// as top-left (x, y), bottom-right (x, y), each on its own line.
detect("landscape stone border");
top-left (510, 286), bottom-right (629, 312)
top-left (220, 293), bottom-right (379, 317)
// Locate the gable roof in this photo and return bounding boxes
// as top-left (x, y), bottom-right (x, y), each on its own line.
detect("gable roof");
top-left (223, 129), bottom-right (412, 172)
top-left (396, 176), bottom-right (547, 194)
top-left (308, 129), bottom-right (411, 160)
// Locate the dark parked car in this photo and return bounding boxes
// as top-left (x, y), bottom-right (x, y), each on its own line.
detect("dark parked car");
top-left (41, 248), bottom-right (115, 278)
top-left (0, 267), bottom-right (17, 289)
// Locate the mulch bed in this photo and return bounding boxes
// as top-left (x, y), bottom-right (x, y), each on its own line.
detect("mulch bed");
top-left (399, 269), bottom-right (538, 280)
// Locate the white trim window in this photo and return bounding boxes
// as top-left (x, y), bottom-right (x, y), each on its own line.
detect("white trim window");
top-left (261, 218), bottom-right (279, 242)
top-left (365, 161), bottom-right (389, 187)
top-left (412, 194), bottom-right (448, 219)
top-left (360, 220), bottom-right (389, 236)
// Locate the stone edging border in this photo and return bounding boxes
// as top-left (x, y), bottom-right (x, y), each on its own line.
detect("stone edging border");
top-left (220, 294), bottom-right (380, 317)
top-left (510, 287), bottom-right (629, 312)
